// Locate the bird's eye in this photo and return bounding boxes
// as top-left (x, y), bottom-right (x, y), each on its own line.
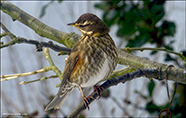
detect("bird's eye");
top-left (79, 24), bottom-right (89, 27)
top-left (79, 25), bottom-right (84, 27)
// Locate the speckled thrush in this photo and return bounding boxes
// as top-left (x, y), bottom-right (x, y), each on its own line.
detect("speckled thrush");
top-left (45, 13), bottom-right (118, 111)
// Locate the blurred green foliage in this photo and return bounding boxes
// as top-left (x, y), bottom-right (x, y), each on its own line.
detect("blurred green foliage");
top-left (94, 0), bottom-right (186, 66)
top-left (95, 0), bottom-right (175, 48)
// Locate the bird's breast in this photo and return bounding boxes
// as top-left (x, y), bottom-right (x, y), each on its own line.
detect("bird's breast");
top-left (70, 35), bottom-right (117, 87)
top-left (81, 56), bottom-right (109, 87)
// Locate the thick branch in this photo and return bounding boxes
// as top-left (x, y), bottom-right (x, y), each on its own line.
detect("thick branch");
top-left (0, 1), bottom-right (80, 48)
top-left (117, 49), bottom-right (186, 84)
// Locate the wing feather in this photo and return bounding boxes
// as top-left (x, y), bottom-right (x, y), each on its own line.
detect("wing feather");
top-left (61, 40), bottom-right (84, 84)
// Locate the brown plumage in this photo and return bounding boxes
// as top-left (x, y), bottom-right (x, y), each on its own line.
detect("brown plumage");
top-left (45, 13), bottom-right (118, 111)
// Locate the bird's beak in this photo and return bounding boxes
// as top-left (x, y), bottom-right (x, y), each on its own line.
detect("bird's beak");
top-left (67, 23), bottom-right (76, 27)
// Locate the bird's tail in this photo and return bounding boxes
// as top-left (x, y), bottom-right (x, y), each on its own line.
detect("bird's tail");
top-left (45, 88), bottom-right (73, 111)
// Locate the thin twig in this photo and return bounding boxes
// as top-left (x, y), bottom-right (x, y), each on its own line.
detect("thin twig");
top-left (19, 75), bottom-right (58, 85)
top-left (123, 47), bottom-right (186, 63)
top-left (44, 48), bottom-right (63, 81)
top-left (0, 21), bottom-right (16, 40)
top-left (0, 66), bottom-right (52, 82)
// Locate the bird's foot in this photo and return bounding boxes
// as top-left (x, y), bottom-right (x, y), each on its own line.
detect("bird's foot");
top-left (93, 85), bottom-right (104, 99)
top-left (82, 96), bottom-right (94, 110)
top-left (78, 85), bottom-right (93, 110)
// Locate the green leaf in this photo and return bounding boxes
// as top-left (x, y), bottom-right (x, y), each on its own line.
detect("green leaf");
top-left (164, 45), bottom-right (173, 51)
top-left (165, 53), bottom-right (175, 61)
top-left (148, 80), bottom-right (155, 97)
top-left (94, 2), bottom-right (109, 11)
top-left (146, 101), bottom-right (160, 113)
top-left (116, 9), bottom-right (140, 38)
top-left (150, 51), bottom-right (158, 55)
top-left (161, 21), bottom-right (176, 37)
top-left (126, 29), bottom-right (151, 47)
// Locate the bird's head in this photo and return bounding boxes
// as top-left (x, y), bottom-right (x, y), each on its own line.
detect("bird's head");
top-left (67, 13), bottom-right (110, 36)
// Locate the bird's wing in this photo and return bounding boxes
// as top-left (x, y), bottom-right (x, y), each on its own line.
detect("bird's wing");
top-left (45, 48), bottom-right (82, 111)
top-left (61, 42), bottom-right (84, 84)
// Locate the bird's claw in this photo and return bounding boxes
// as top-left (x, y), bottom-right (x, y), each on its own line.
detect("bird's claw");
top-left (93, 85), bottom-right (104, 99)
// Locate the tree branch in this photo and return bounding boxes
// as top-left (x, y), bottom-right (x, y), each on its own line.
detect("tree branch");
top-left (67, 68), bottom-right (161, 117)
top-left (1, 1), bottom-right (185, 84)
top-left (0, 1), bottom-right (80, 48)
top-left (0, 21), bottom-right (16, 40)
top-left (0, 22), bottom-right (71, 53)
top-left (44, 48), bottom-right (64, 81)
top-left (117, 49), bottom-right (186, 84)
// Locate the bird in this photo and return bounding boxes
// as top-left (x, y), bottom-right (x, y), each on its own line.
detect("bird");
top-left (45, 13), bottom-right (118, 111)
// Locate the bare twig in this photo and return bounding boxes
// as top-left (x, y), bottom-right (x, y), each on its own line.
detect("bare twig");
top-left (0, 66), bottom-right (52, 82)
top-left (0, 21), bottom-right (16, 40)
top-left (19, 75), bottom-right (58, 85)
top-left (44, 48), bottom-right (63, 81)
top-left (124, 47), bottom-right (186, 64)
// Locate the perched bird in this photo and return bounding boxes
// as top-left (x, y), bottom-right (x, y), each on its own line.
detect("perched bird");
top-left (45, 13), bottom-right (118, 111)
